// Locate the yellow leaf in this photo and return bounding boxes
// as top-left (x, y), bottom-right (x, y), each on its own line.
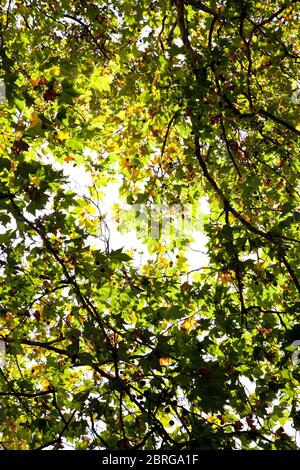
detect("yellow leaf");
top-left (84, 204), bottom-right (96, 215)
top-left (91, 69), bottom-right (113, 92)
top-left (159, 357), bottom-right (172, 366)
top-left (219, 271), bottom-right (234, 284)
top-left (31, 176), bottom-right (41, 187)
top-left (41, 379), bottom-right (52, 391)
top-left (0, 143), bottom-right (6, 155)
top-left (56, 131), bottom-right (69, 142)
top-left (176, 252), bottom-right (187, 266)
top-left (28, 114), bottom-right (42, 129)
top-left (161, 319), bottom-right (169, 329)
top-left (29, 77), bottom-right (40, 87)
top-left (125, 106), bottom-right (136, 116)
top-left (206, 415), bottom-right (222, 426)
top-left (116, 110), bottom-right (126, 120)
top-left (48, 65), bottom-right (60, 77)
top-left (141, 265), bottom-right (153, 276)
top-left (121, 158), bottom-right (132, 169)
top-left (180, 318), bottom-right (199, 333)
top-left (158, 257), bottom-right (170, 266)
top-left (0, 328), bottom-right (10, 336)
top-left (126, 311), bottom-right (137, 324)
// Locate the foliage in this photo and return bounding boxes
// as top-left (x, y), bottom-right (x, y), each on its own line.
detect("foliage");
top-left (0, 0), bottom-right (300, 450)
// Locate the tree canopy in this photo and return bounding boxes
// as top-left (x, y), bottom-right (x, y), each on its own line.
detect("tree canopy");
top-left (0, 0), bottom-right (300, 450)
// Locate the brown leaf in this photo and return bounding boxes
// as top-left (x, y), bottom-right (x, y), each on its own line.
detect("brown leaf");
top-left (11, 139), bottom-right (29, 155)
top-left (44, 86), bottom-right (58, 102)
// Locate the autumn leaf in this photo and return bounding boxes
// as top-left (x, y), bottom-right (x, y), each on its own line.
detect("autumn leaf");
top-left (180, 282), bottom-right (192, 292)
top-left (219, 271), bottom-right (234, 285)
top-left (28, 113), bottom-right (42, 128)
top-left (159, 357), bottom-right (172, 366)
top-left (64, 155), bottom-right (76, 163)
top-left (180, 318), bottom-right (199, 333)
top-left (41, 379), bottom-right (53, 391)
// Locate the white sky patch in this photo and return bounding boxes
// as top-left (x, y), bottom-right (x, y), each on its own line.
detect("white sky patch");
top-left (0, 340), bottom-right (5, 368)
top-left (239, 375), bottom-right (256, 396)
top-left (0, 78), bottom-right (5, 104)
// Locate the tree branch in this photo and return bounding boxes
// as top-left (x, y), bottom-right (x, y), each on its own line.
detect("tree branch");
top-left (174, 0), bottom-right (202, 63)
top-left (219, 115), bottom-right (242, 177)
top-left (258, 109), bottom-right (300, 136)
top-left (278, 252), bottom-right (300, 294)
top-left (161, 112), bottom-right (179, 159)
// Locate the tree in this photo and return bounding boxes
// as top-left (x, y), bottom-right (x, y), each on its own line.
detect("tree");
top-left (0, 0), bottom-right (299, 450)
